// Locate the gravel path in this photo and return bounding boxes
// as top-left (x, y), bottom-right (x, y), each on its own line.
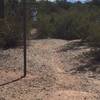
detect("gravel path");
top-left (0, 39), bottom-right (100, 100)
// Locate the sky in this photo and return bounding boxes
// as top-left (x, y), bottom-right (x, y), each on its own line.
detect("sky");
top-left (67, 0), bottom-right (87, 3)
top-left (49, 0), bottom-right (88, 3)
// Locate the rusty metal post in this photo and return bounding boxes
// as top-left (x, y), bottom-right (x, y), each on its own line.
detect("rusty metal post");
top-left (22, 0), bottom-right (27, 77)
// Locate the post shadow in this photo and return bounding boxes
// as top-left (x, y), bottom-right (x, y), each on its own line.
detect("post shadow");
top-left (0, 75), bottom-right (25, 86)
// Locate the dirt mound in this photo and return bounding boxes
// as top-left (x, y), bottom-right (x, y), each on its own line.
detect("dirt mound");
top-left (0, 39), bottom-right (100, 100)
top-left (46, 90), bottom-right (98, 100)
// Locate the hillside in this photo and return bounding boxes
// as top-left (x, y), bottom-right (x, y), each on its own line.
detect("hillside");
top-left (0, 39), bottom-right (100, 100)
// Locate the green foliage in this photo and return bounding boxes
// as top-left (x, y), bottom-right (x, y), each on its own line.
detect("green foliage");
top-left (0, 1), bottom-right (23, 49)
top-left (0, 0), bottom-right (100, 49)
top-left (35, 1), bottom-right (100, 49)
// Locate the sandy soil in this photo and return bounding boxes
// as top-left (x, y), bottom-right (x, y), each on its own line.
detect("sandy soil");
top-left (0, 39), bottom-right (100, 100)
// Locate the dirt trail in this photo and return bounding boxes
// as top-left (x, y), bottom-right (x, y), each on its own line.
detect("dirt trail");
top-left (0, 39), bottom-right (100, 100)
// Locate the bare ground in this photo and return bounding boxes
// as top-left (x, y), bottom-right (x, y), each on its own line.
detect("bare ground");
top-left (0, 39), bottom-right (100, 100)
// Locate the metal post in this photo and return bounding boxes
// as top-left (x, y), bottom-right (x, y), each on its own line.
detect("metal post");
top-left (23, 0), bottom-right (27, 77)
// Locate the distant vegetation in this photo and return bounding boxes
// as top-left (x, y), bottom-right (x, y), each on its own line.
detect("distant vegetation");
top-left (0, 0), bottom-right (23, 48)
top-left (35, 0), bottom-right (100, 47)
top-left (0, 0), bottom-right (100, 50)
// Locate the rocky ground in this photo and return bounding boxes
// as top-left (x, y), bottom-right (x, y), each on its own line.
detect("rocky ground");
top-left (0, 39), bottom-right (100, 100)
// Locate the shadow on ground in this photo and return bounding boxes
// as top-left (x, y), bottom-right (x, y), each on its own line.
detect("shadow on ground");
top-left (58, 40), bottom-right (100, 78)
top-left (0, 75), bottom-right (24, 86)
top-left (58, 40), bottom-right (86, 52)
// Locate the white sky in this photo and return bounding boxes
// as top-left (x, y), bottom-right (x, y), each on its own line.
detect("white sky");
top-left (46, 0), bottom-right (88, 3)
top-left (36, 0), bottom-right (90, 3)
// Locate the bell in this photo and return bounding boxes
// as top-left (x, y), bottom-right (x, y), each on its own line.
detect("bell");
top-left (0, 0), bottom-right (4, 18)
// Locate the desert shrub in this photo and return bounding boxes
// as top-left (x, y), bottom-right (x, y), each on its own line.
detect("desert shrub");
top-left (31, 1), bottom-right (100, 50)
top-left (0, 19), bottom-right (22, 49)
top-left (1, 0), bottom-right (100, 50)
top-left (35, 3), bottom-right (92, 40)
top-left (0, 1), bottom-right (23, 49)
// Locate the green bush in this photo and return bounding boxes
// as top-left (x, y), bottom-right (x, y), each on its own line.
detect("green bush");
top-left (0, 0), bottom-right (100, 50)
top-left (0, 19), bottom-right (22, 49)
top-left (35, 2), bottom-right (100, 49)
